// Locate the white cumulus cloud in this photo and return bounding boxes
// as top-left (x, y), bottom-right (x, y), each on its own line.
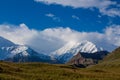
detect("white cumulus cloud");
top-left (35, 0), bottom-right (120, 17)
top-left (0, 23), bottom-right (119, 55)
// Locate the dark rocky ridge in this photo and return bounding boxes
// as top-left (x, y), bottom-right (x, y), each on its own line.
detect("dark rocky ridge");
top-left (67, 51), bottom-right (109, 67)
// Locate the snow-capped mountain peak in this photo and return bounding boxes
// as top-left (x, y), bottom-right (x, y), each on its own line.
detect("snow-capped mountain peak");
top-left (52, 41), bottom-right (79, 56)
top-left (52, 40), bottom-right (102, 56)
top-left (74, 40), bottom-right (100, 53)
top-left (51, 40), bottom-right (104, 63)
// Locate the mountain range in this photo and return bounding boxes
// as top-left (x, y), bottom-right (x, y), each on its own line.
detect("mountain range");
top-left (0, 36), bottom-right (109, 65)
top-left (0, 37), bottom-right (51, 62)
top-left (0, 47), bottom-right (120, 80)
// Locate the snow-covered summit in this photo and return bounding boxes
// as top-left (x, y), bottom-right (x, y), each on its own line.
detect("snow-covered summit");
top-left (51, 40), bottom-right (104, 63)
top-left (52, 40), bottom-right (103, 56)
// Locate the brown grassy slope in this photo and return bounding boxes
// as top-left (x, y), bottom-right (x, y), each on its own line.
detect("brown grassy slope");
top-left (90, 47), bottom-right (120, 70)
top-left (103, 47), bottom-right (120, 61)
top-left (0, 61), bottom-right (120, 80)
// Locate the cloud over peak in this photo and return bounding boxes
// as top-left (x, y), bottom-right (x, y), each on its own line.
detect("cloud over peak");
top-left (0, 23), bottom-right (119, 55)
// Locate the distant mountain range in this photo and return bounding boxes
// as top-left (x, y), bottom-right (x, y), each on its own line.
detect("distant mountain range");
top-left (0, 37), bottom-right (52, 63)
top-left (0, 36), bottom-right (111, 65)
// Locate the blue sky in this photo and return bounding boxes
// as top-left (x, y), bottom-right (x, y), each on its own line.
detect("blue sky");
top-left (0, 0), bottom-right (120, 32)
top-left (0, 0), bottom-right (120, 52)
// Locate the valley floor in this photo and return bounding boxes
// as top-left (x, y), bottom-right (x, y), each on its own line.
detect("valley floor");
top-left (0, 61), bottom-right (120, 80)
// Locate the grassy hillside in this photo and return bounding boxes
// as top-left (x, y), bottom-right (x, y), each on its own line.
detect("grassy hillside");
top-left (0, 47), bottom-right (120, 80)
top-left (88, 47), bottom-right (120, 79)
top-left (0, 60), bottom-right (120, 80)
top-left (93, 47), bottom-right (120, 68)
top-left (103, 47), bottom-right (120, 61)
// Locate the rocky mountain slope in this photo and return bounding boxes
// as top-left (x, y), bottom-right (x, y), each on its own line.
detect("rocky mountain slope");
top-left (67, 51), bottom-right (108, 67)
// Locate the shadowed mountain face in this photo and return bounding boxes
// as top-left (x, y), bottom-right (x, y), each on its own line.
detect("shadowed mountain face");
top-left (0, 37), bottom-right (15, 47)
top-left (67, 51), bottom-right (109, 67)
